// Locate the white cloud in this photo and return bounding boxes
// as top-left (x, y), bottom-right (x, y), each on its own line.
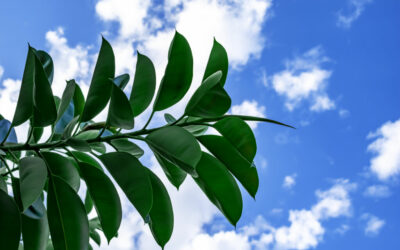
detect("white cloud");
top-left (363, 185), bottom-right (391, 199)
top-left (337, 0), bottom-right (373, 29)
top-left (283, 174), bottom-right (296, 189)
top-left (367, 119), bottom-right (400, 180)
top-left (335, 224), bottom-right (350, 235)
top-left (362, 214), bottom-right (385, 236)
top-left (231, 100), bottom-right (266, 129)
top-left (0, 66), bottom-right (3, 79)
top-left (339, 109), bottom-right (350, 118)
top-left (270, 46), bottom-right (335, 112)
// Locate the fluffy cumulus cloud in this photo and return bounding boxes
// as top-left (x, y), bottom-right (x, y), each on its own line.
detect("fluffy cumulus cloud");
top-left (361, 213), bottom-right (385, 237)
top-left (363, 185), bottom-right (391, 199)
top-left (283, 174), bottom-right (297, 189)
top-left (367, 119), bottom-right (400, 180)
top-left (231, 100), bottom-right (266, 129)
top-left (337, 0), bottom-right (373, 29)
top-left (270, 46), bottom-right (335, 112)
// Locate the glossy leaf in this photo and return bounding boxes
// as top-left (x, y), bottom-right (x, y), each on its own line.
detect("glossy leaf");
top-left (146, 126), bottom-right (201, 176)
top-left (56, 80), bottom-right (76, 123)
top-left (90, 142), bottom-right (106, 154)
top-left (35, 50), bottom-right (54, 84)
top-left (107, 82), bottom-right (134, 129)
top-left (41, 152), bottom-right (80, 191)
top-left (194, 152), bottom-right (243, 226)
top-left (47, 176), bottom-right (89, 250)
top-left (12, 46), bottom-right (35, 126)
top-left (198, 135), bottom-right (258, 198)
top-left (146, 169), bottom-right (174, 248)
top-left (54, 102), bottom-right (75, 134)
top-left (0, 118), bottom-right (18, 143)
top-left (185, 71), bottom-right (231, 118)
top-left (109, 138), bottom-right (144, 158)
top-left (79, 162), bottom-right (122, 242)
top-left (214, 117), bottom-right (256, 163)
top-left (113, 74), bottom-right (130, 90)
top-left (62, 116), bottom-right (80, 139)
top-left (164, 113), bottom-right (176, 124)
top-left (21, 208), bottom-right (49, 250)
top-left (154, 151), bottom-right (186, 189)
top-left (72, 81), bottom-right (85, 117)
top-left (99, 152), bottom-right (153, 219)
top-left (84, 191), bottom-right (93, 214)
top-left (32, 51), bottom-right (57, 127)
top-left (68, 151), bottom-right (103, 171)
top-left (130, 52), bottom-right (156, 116)
top-left (0, 176), bottom-right (7, 192)
top-left (66, 138), bottom-right (91, 152)
top-left (153, 31), bottom-right (193, 111)
top-left (202, 38), bottom-right (228, 86)
top-left (0, 190), bottom-right (21, 250)
top-left (81, 37), bottom-right (115, 122)
top-left (19, 156), bottom-right (48, 211)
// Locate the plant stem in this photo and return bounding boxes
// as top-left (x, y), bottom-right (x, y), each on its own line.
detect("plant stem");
top-left (142, 111), bottom-right (155, 130)
top-left (0, 125), bottom-right (13, 145)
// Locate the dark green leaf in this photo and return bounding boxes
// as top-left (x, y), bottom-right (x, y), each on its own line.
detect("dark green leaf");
top-left (74, 130), bottom-right (99, 140)
top-left (62, 116), bottom-right (80, 139)
top-left (0, 176), bottom-right (7, 192)
top-left (90, 142), bottom-right (106, 154)
top-left (12, 46), bottom-right (35, 126)
top-left (89, 230), bottom-right (101, 246)
top-left (164, 113), bottom-right (176, 124)
top-left (153, 151), bottom-right (186, 189)
top-left (47, 176), bottom-right (89, 250)
top-left (198, 135), bottom-right (258, 198)
top-left (146, 126), bottom-right (201, 176)
top-left (202, 38), bottom-right (228, 86)
top-left (0, 118), bottom-right (18, 143)
top-left (113, 74), bottom-right (130, 90)
top-left (72, 81), bottom-right (85, 117)
top-left (21, 207), bottom-right (49, 250)
top-left (55, 102), bottom-right (74, 134)
top-left (107, 82), bottom-right (134, 129)
top-left (194, 152), bottom-right (242, 226)
top-left (214, 117), bottom-right (256, 163)
top-left (23, 197), bottom-right (46, 219)
top-left (81, 37), bottom-right (115, 122)
top-left (110, 138), bottom-right (144, 158)
top-left (130, 52), bottom-right (156, 116)
top-left (146, 169), bottom-right (174, 248)
top-left (19, 156), bottom-right (48, 211)
top-left (32, 51), bottom-right (57, 127)
top-left (84, 190), bottom-right (93, 214)
top-left (56, 80), bottom-right (76, 123)
top-left (36, 50), bottom-right (54, 84)
top-left (99, 152), bottom-right (153, 219)
top-left (153, 31), bottom-right (193, 111)
top-left (79, 162), bottom-right (122, 242)
top-left (0, 190), bottom-right (21, 250)
top-left (66, 138), bottom-right (91, 152)
top-left (185, 71), bottom-right (231, 118)
top-left (41, 152), bottom-right (80, 191)
top-left (67, 151), bottom-right (103, 171)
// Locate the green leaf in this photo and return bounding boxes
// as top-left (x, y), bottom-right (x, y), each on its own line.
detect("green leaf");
top-left (32, 50), bottom-right (57, 127)
top-left (56, 80), bottom-right (76, 124)
top-left (81, 37), bottom-right (115, 122)
top-left (35, 50), bottom-right (54, 84)
top-left (66, 138), bottom-right (91, 152)
top-left (90, 142), bottom-right (106, 154)
top-left (21, 208), bottom-right (49, 250)
top-left (164, 113), bottom-right (176, 124)
top-left (74, 130), bottom-right (99, 140)
top-left (146, 169), bottom-right (174, 248)
top-left (130, 52), bottom-right (156, 116)
top-left (109, 138), bottom-right (144, 158)
top-left (214, 117), bottom-right (256, 163)
top-left (185, 71), bottom-right (231, 118)
top-left (0, 176), bottom-right (7, 192)
top-left (153, 151), bottom-right (186, 189)
top-left (114, 74), bottom-right (130, 90)
top-left (153, 31), bottom-right (193, 111)
top-left (99, 152), bottom-right (153, 219)
top-left (0, 190), bottom-right (21, 250)
top-left (146, 126), bottom-right (201, 176)
top-left (19, 156), bottom-right (48, 211)
top-left (198, 135), bottom-right (258, 198)
top-left (41, 152), bottom-right (80, 192)
top-left (107, 81), bottom-right (134, 129)
top-left (89, 230), bottom-right (101, 246)
top-left (12, 46), bottom-right (35, 126)
top-left (47, 176), bottom-right (89, 250)
top-left (67, 151), bottom-right (103, 171)
top-left (72, 82), bottom-right (85, 117)
top-left (84, 190), bottom-right (93, 214)
top-left (202, 38), bottom-right (228, 86)
top-left (193, 152), bottom-right (242, 226)
top-left (79, 162), bottom-right (122, 242)
top-left (62, 116), bottom-right (80, 139)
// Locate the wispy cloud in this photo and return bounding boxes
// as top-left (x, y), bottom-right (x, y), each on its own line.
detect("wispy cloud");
top-left (337, 0), bottom-right (373, 29)
top-left (361, 213), bottom-right (385, 236)
top-left (283, 174), bottom-right (297, 189)
top-left (363, 185), bottom-right (391, 199)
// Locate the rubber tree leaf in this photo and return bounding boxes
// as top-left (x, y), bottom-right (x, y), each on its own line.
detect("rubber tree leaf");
top-left (146, 126), bottom-right (201, 176)
top-left (22, 207), bottom-right (49, 250)
top-left (66, 138), bottom-right (92, 152)
top-left (23, 197), bottom-right (46, 219)
top-left (109, 139), bottom-right (144, 158)
top-left (32, 51), bottom-right (57, 127)
top-left (67, 151), bottom-right (103, 171)
top-left (81, 37), bottom-right (115, 122)
top-left (54, 102), bottom-right (74, 134)
top-left (56, 80), bottom-right (76, 124)
top-left (146, 169), bottom-right (174, 248)
top-left (107, 81), bottom-right (134, 129)
top-left (19, 156), bottom-right (48, 211)
top-left (84, 191), bottom-right (93, 214)
top-left (0, 118), bottom-right (18, 143)
top-left (0, 190), bottom-right (21, 250)
top-left (164, 113), bottom-right (176, 124)
top-left (202, 38), bottom-right (228, 86)
top-left (90, 142), bottom-right (106, 154)
top-left (214, 117), bottom-right (257, 163)
top-left (35, 50), bottom-right (54, 84)
top-left (47, 176), bottom-right (89, 250)
top-left (153, 151), bottom-right (186, 189)
top-left (153, 31), bottom-right (193, 111)
top-left (130, 52), bottom-right (156, 116)
top-left (72, 81), bottom-right (85, 117)
top-left (113, 74), bottom-right (130, 90)
top-left (62, 116), bottom-right (80, 139)
top-left (79, 162), bottom-right (122, 242)
top-left (41, 152), bottom-right (80, 192)
top-left (193, 152), bottom-right (243, 226)
top-left (185, 71), bottom-right (231, 118)
top-left (198, 135), bottom-right (258, 198)
top-left (0, 176), bottom-right (7, 192)
top-left (12, 46), bottom-right (35, 126)
top-left (99, 152), bottom-right (153, 219)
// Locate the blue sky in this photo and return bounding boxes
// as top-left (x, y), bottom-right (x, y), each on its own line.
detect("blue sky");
top-left (0, 0), bottom-right (399, 249)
